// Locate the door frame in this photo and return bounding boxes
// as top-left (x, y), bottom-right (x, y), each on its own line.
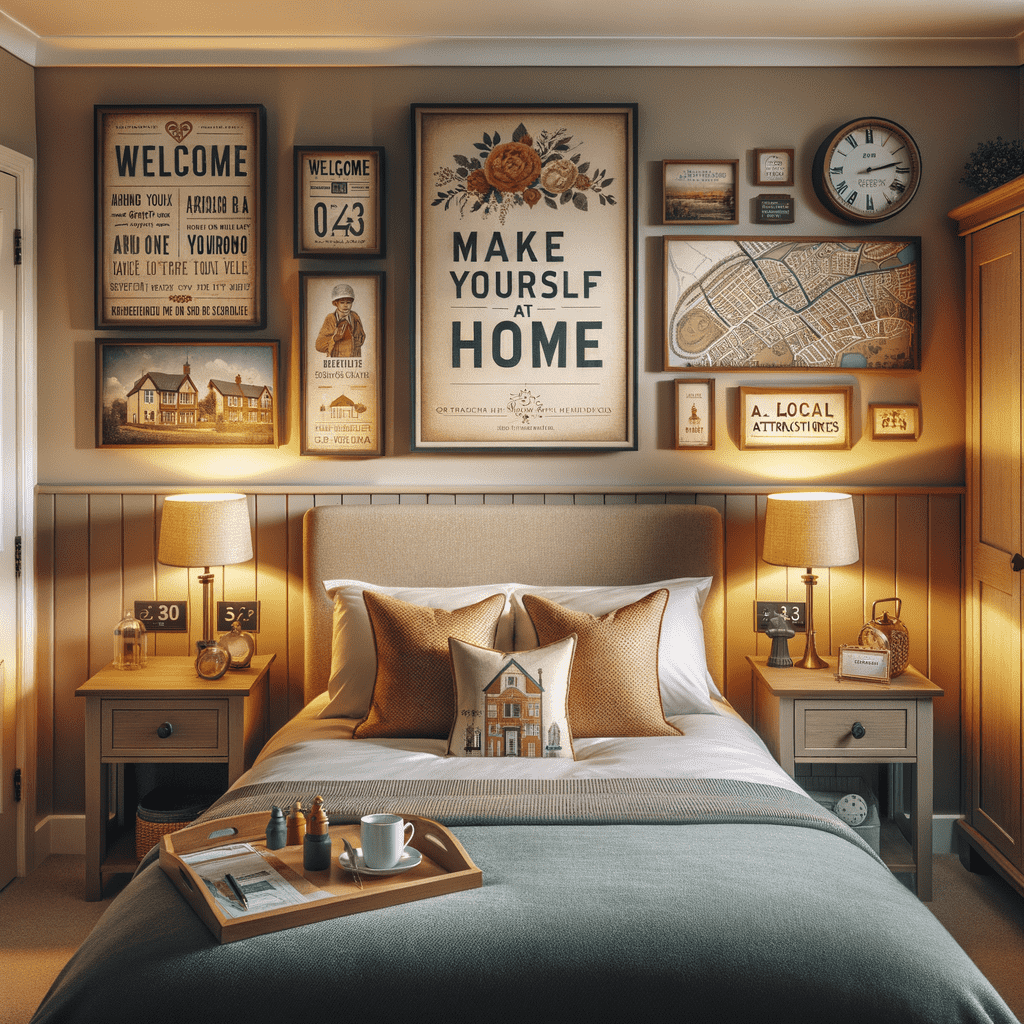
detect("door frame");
top-left (0, 144), bottom-right (37, 877)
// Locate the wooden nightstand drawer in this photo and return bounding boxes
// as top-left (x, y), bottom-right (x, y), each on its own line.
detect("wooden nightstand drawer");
top-left (794, 699), bottom-right (917, 758)
top-left (101, 699), bottom-right (229, 758)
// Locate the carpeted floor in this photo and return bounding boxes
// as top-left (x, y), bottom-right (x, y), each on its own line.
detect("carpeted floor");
top-left (2, 853), bottom-right (1023, 1023)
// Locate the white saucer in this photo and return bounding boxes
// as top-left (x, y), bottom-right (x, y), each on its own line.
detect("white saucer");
top-left (339, 845), bottom-right (422, 876)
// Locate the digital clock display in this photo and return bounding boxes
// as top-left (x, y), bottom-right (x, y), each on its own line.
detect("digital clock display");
top-left (133, 600), bottom-right (188, 632)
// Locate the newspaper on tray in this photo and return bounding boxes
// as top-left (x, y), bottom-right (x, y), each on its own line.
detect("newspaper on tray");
top-left (180, 843), bottom-right (332, 917)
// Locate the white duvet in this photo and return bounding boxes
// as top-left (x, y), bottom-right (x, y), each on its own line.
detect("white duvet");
top-left (243, 694), bottom-right (805, 796)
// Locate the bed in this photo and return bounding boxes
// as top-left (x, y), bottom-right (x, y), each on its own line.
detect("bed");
top-left (31, 502), bottom-right (1019, 1024)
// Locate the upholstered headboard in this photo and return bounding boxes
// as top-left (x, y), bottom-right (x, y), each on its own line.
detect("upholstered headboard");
top-left (302, 502), bottom-right (724, 705)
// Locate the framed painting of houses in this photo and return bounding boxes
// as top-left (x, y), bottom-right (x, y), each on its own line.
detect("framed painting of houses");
top-left (412, 103), bottom-right (637, 451)
top-left (96, 339), bottom-right (280, 448)
top-left (298, 271), bottom-right (385, 456)
top-left (94, 104), bottom-right (267, 330)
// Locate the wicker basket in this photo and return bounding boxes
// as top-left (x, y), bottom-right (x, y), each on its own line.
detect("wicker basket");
top-left (136, 787), bottom-right (215, 861)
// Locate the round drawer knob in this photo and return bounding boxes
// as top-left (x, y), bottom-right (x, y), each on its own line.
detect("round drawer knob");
top-left (851, 721), bottom-right (866, 740)
top-left (156, 721), bottom-right (174, 739)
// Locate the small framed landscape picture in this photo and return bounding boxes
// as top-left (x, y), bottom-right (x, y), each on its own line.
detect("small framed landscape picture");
top-left (662, 159), bottom-right (738, 225)
top-left (674, 378), bottom-right (714, 450)
top-left (96, 339), bottom-right (280, 448)
top-left (869, 403), bottom-right (921, 440)
top-left (754, 148), bottom-right (794, 186)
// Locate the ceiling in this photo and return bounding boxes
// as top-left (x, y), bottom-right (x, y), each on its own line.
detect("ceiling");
top-left (0, 0), bottom-right (1022, 67)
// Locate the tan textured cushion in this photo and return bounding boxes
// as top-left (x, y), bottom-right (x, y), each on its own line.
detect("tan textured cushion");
top-left (522, 589), bottom-right (680, 738)
top-left (448, 635), bottom-right (577, 759)
top-left (355, 590), bottom-right (506, 739)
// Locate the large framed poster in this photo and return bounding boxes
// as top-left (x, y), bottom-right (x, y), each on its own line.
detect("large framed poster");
top-left (95, 104), bottom-right (266, 330)
top-left (298, 271), bottom-right (385, 457)
top-left (663, 236), bottom-right (920, 371)
top-left (412, 103), bottom-right (637, 451)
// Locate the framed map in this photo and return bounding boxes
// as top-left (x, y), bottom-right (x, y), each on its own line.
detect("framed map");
top-left (663, 236), bottom-right (920, 371)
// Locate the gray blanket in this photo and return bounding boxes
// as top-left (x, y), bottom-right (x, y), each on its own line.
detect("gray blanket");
top-left (31, 778), bottom-right (1019, 1024)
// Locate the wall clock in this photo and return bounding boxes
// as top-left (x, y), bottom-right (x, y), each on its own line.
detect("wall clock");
top-left (811, 117), bottom-right (921, 223)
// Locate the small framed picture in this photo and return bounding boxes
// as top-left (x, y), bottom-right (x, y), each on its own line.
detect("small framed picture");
top-left (299, 271), bottom-right (385, 457)
top-left (754, 194), bottom-right (795, 224)
top-left (869, 403), bottom-right (921, 440)
top-left (674, 378), bottom-right (714, 450)
top-left (754, 148), bottom-right (794, 186)
top-left (837, 645), bottom-right (891, 684)
top-left (96, 340), bottom-right (280, 448)
top-left (739, 385), bottom-right (853, 451)
top-left (662, 159), bottom-right (738, 225)
top-left (294, 146), bottom-right (385, 258)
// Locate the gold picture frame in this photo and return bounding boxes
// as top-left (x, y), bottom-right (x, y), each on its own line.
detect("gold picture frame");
top-left (869, 403), bottom-right (920, 440)
top-left (674, 378), bottom-right (714, 450)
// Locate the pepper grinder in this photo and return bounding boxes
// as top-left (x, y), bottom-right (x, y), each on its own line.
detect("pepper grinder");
top-left (265, 805), bottom-right (287, 850)
top-left (303, 795), bottom-right (332, 872)
top-left (286, 801), bottom-right (307, 846)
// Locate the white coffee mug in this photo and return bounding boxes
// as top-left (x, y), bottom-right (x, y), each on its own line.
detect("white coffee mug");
top-left (360, 813), bottom-right (415, 869)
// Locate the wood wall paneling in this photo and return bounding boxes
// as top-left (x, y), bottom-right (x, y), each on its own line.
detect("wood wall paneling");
top-left (34, 489), bottom-right (963, 817)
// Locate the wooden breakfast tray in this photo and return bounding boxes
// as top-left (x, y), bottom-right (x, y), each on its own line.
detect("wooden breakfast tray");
top-left (159, 812), bottom-right (482, 944)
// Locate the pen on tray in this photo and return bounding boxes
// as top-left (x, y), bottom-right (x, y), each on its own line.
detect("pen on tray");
top-left (225, 872), bottom-right (249, 909)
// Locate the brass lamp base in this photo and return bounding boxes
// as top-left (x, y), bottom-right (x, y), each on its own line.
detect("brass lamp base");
top-left (796, 570), bottom-right (828, 669)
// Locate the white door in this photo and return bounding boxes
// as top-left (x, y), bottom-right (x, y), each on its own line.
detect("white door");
top-left (0, 169), bottom-right (18, 890)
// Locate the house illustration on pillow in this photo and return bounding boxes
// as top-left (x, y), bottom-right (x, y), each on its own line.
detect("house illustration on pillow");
top-left (465, 659), bottom-right (562, 758)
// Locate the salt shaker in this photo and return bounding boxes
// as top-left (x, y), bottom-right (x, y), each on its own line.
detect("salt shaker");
top-left (265, 805), bottom-right (287, 849)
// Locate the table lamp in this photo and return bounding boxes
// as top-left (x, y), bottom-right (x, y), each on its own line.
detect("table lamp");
top-left (157, 493), bottom-right (253, 644)
top-left (762, 492), bottom-right (859, 670)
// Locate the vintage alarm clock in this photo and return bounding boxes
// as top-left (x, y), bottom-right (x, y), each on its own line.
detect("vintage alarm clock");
top-left (859, 598), bottom-right (909, 676)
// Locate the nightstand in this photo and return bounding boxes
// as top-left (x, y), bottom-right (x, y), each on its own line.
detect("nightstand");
top-left (747, 655), bottom-right (943, 901)
top-left (76, 654), bottom-right (274, 900)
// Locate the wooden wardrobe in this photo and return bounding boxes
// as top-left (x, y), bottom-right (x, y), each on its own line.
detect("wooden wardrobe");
top-left (951, 175), bottom-right (1024, 896)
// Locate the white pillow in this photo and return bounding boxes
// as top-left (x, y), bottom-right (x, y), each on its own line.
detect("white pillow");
top-left (510, 578), bottom-right (720, 716)
top-left (318, 581), bottom-right (516, 719)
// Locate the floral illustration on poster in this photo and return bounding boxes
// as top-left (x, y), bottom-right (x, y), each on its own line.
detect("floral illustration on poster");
top-left (413, 104), bottom-right (637, 451)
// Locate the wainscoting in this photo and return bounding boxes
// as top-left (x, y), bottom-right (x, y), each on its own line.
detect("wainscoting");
top-left (34, 488), bottom-right (963, 820)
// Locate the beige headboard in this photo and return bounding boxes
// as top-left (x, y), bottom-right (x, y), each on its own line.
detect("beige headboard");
top-left (303, 502), bottom-right (724, 705)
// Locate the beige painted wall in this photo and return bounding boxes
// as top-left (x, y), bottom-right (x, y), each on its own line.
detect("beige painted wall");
top-left (0, 44), bottom-right (34, 159)
top-left (32, 64), bottom-right (1018, 491)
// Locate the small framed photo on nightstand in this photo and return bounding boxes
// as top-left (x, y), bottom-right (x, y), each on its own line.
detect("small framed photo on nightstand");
top-left (837, 645), bottom-right (891, 683)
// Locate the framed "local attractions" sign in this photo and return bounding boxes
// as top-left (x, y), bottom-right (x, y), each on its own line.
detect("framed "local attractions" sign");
top-left (739, 385), bottom-right (853, 451)
top-left (412, 103), bottom-right (637, 451)
top-left (95, 104), bottom-right (267, 330)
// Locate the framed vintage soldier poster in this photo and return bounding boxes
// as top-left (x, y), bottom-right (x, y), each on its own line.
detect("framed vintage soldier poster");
top-left (95, 104), bottom-right (267, 330)
top-left (299, 271), bottom-right (385, 457)
top-left (294, 146), bottom-right (385, 258)
top-left (412, 103), bottom-right (637, 451)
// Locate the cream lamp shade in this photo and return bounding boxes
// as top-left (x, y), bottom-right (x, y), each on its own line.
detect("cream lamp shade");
top-left (158, 493), bottom-right (253, 569)
top-left (158, 493), bottom-right (253, 646)
top-left (762, 492), bottom-right (859, 669)
top-left (762, 492), bottom-right (859, 570)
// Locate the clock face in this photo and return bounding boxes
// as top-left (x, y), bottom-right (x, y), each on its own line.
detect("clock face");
top-left (812, 118), bottom-right (921, 223)
top-left (857, 624), bottom-right (890, 651)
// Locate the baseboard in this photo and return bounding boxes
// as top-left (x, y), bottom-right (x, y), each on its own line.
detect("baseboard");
top-left (33, 814), bottom-right (85, 862)
top-left (933, 814), bottom-right (961, 856)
